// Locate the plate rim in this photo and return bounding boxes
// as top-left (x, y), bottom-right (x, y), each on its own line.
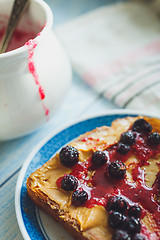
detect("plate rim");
top-left (15, 109), bottom-right (160, 240)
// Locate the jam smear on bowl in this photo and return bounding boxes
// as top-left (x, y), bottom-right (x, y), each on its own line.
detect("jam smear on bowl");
top-left (57, 118), bottom-right (160, 239)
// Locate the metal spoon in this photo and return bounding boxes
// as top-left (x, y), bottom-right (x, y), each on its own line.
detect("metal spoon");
top-left (0, 0), bottom-right (30, 54)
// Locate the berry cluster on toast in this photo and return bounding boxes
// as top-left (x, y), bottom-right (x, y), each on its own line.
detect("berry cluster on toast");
top-left (27, 116), bottom-right (160, 240)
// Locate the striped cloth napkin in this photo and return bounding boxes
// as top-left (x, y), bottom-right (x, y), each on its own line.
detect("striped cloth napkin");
top-left (55, 0), bottom-right (160, 113)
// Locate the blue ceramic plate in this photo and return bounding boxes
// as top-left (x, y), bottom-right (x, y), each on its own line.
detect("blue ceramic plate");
top-left (15, 110), bottom-right (159, 240)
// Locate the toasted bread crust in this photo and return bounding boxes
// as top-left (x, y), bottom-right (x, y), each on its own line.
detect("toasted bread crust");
top-left (27, 177), bottom-right (89, 240)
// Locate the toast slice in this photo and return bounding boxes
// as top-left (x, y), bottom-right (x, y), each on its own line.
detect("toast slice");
top-left (27, 116), bottom-right (160, 240)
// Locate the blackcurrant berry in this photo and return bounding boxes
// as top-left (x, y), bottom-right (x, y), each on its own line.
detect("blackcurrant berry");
top-left (126, 217), bottom-right (141, 234)
top-left (72, 190), bottom-right (88, 206)
top-left (120, 131), bottom-right (136, 146)
top-left (108, 161), bottom-right (126, 179)
top-left (116, 143), bottom-right (130, 155)
top-left (107, 196), bottom-right (128, 214)
top-left (132, 119), bottom-right (152, 134)
top-left (112, 229), bottom-right (131, 240)
top-left (108, 211), bottom-right (124, 229)
top-left (147, 132), bottom-right (160, 146)
top-left (91, 150), bottom-right (108, 167)
top-left (61, 175), bottom-right (78, 191)
top-left (128, 205), bottom-right (141, 219)
top-left (59, 145), bottom-right (79, 167)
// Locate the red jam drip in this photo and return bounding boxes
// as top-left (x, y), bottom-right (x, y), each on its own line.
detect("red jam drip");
top-left (25, 39), bottom-right (49, 118)
top-left (57, 129), bottom-right (160, 237)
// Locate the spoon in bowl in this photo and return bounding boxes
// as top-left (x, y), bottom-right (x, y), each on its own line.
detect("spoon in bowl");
top-left (0, 0), bottom-right (30, 54)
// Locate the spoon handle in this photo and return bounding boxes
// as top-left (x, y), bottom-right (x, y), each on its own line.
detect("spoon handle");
top-left (0, 0), bottom-right (30, 54)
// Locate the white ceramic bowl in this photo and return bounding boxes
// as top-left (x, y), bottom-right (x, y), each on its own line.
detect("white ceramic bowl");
top-left (0, 0), bottom-right (72, 141)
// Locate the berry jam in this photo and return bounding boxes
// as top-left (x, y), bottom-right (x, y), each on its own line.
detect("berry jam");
top-left (57, 121), bottom-right (160, 239)
top-left (0, 27), bottom-right (38, 51)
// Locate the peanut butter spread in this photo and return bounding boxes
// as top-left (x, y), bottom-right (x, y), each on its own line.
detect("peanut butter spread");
top-left (28, 116), bottom-right (160, 240)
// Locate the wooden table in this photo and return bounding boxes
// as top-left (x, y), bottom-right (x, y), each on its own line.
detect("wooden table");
top-left (0, 0), bottom-right (121, 239)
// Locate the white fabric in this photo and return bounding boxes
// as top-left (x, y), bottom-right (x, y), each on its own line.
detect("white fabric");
top-left (55, 0), bottom-right (160, 113)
